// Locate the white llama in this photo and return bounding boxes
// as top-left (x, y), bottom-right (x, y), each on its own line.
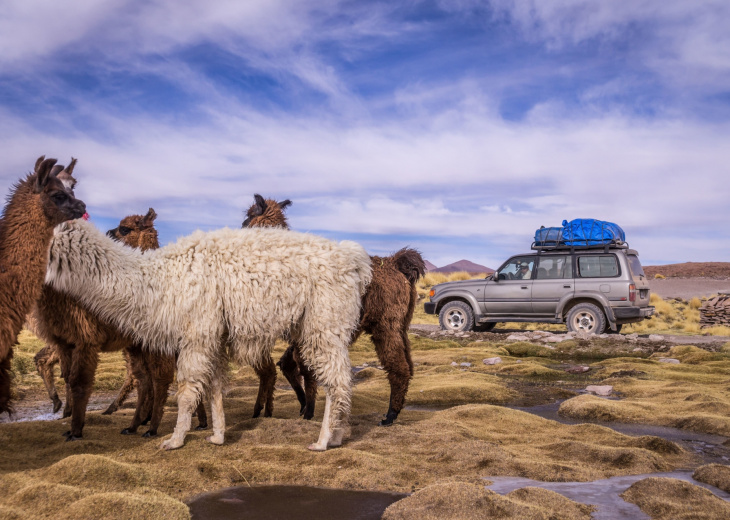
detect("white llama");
top-left (45, 220), bottom-right (371, 451)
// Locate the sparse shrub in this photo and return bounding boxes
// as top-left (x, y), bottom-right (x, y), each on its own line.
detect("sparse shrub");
top-left (689, 297), bottom-right (702, 310)
top-left (11, 352), bottom-right (35, 376)
top-left (654, 273), bottom-right (666, 279)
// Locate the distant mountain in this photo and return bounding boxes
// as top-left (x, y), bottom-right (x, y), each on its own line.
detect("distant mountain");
top-left (424, 260), bottom-right (438, 272)
top-left (429, 259), bottom-right (493, 274)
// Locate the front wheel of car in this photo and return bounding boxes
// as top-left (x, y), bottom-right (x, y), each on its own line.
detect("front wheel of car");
top-left (566, 303), bottom-right (606, 335)
top-left (438, 301), bottom-right (474, 332)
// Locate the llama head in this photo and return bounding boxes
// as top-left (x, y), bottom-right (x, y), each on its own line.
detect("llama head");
top-left (242, 193), bottom-right (292, 229)
top-left (106, 207), bottom-right (159, 251)
top-left (33, 156), bottom-right (87, 225)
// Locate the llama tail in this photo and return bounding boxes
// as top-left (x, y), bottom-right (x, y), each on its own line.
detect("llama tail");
top-left (392, 248), bottom-right (426, 285)
top-left (338, 240), bottom-right (373, 297)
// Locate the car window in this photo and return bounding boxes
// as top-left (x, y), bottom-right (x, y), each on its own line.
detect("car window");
top-left (578, 255), bottom-right (619, 278)
top-left (497, 256), bottom-right (536, 280)
top-left (536, 255), bottom-right (573, 279)
top-left (627, 254), bottom-right (645, 277)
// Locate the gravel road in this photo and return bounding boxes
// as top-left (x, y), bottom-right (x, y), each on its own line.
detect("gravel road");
top-left (648, 277), bottom-right (730, 299)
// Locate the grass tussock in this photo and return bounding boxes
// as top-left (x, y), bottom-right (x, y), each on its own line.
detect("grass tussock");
top-left (382, 481), bottom-right (595, 520)
top-left (693, 464), bottom-right (730, 493)
top-left (621, 477), bottom-right (730, 519)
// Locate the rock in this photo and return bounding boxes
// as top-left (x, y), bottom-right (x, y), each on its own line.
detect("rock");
top-left (516, 360), bottom-right (523, 364)
top-left (599, 334), bottom-right (609, 339)
top-left (506, 334), bottom-right (530, 341)
top-left (632, 348), bottom-right (643, 352)
top-left (648, 334), bottom-right (664, 342)
top-left (658, 358), bottom-right (680, 364)
top-left (451, 362), bottom-right (458, 366)
top-left (585, 385), bottom-right (613, 396)
top-left (483, 357), bottom-right (502, 365)
top-left (460, 362), bottom-right (472, 367)
top-left (565, 365), bottom-right (591, 374)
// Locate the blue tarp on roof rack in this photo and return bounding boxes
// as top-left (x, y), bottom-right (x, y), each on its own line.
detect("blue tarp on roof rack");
top-left (561, 219), bottom-right (625, 246)
top-left (534, 226), bottom-right (564, 246)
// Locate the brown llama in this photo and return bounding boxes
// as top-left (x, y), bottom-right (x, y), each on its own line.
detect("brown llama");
top-left (0, 156), bottom-right (87, 415)
top-left (243, 194), bottom-right (426, 425)
top-left (28, 207), bottom-right (204, 440)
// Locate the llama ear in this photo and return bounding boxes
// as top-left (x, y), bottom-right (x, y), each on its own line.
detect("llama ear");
top-left (65, 157), bottom-right (77, 175)
top-left (57, 158), bottom-right (78, 190)
top-left (34, 156), bottom-right (46, 172)
top-left (278, 199), bottom-right (292, 211)
top-left (142, 208), bottom-right (157, 227)
top-left (34, 158), bottom-right (59, 193)
top-left (253, 194), bottom-right (266, 216)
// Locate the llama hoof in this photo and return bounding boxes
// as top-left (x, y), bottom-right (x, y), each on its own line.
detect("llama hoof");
top-left (120, 428), bottom-right (137, 435)
top-left (307, 442), bottom-right (327, 452)
top-left (195, 424), bottom-right (208, 431)
top-left (62, 430), bottom-right (72, 437)
top-left (160, 438), bottom-right (183, 450)
top-left (65, 434), bottom-right (83, 442)
top-left (100, 409), bottom-right (114, 416)
top-left (206, 434), bottom-right (224, 445)
top-left (302, 411), bottom-right (314, 421)
top-left (52, 399), bottom-right (63, 414)
top-left (142, 430), bottom-right (157, 438)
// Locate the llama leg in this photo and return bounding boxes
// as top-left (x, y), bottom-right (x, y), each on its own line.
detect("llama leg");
top-left (56, 343), bottom-right (74, 418)
top-left (252, 356), bottom-right (276, 418)
top-left (372, 326), bottom-right (413, 426)
top-left (142, 351), bottom-right (175, 437)
top-left (206, 376), bottom-right (226, 445)
top-left (0, 352), bottom-right (12, 416)
top-left (103, 349), bottom-right (135, 415)
top-left (308, 391), bottom-right (332, 451)
top-left (65, 345), bottom-right (99, 440)
top-left (195, 402), bottom-right (208, 430)
top-left (277, 345), bottom-right (307, 415)
top-left (293, 344), bottom-right (319, 420)
top-left (160, 345), bottom-right (210, 450)
top-left (34, 345), bottom-right (63, 413)
top-left (121, 346), bottom-right (152, 435)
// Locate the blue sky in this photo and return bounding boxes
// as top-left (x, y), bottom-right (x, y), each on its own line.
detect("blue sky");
top-left (1, 0), bottom-right (729, 268)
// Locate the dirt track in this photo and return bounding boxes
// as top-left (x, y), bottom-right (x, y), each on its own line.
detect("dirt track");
top-left (648, 277), bottom-right (730, 300)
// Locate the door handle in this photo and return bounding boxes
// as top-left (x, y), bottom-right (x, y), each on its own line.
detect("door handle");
top-left (564, 285), bottom-right (572, 288)
top-left (521, 286), bottom-right (528, 289)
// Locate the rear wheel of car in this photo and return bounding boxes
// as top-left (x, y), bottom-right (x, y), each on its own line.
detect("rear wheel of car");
top-left (438, 301), bottom-right (474, 332)
top-left (474, 322), bottom-right (497, 332)
top-left (566, 303), bottom-right (606, 335)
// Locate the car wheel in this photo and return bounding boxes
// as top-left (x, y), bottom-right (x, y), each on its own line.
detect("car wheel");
top-left (566, 303), bottom-right (606, 335)
top-left (438, 301), bottom-right (474, 332)
top-left (474, 322), bottom-right (497, 332)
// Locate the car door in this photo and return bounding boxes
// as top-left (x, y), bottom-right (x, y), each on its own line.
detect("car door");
top-left (531, 254), bottom-right (574, 316)
top-left (482, 255), bottom-right (536, 315)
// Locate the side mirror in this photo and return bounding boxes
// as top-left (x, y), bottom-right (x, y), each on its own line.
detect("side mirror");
top-left (492, 273), bottom-right (499, 282)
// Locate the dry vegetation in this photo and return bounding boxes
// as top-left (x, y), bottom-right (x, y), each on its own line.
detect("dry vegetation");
top-left (3, 323), bottom-right (730, 518)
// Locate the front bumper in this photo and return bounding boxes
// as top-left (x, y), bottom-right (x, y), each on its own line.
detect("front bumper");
top-left (424, 302), bottom-right (437, 315)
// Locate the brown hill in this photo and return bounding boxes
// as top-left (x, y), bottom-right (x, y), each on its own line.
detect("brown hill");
top-left (432, 259), bottom-right (493, 274)
top-left (644, 262), bottom-right (730, 279)
top-left (424, 260), bottom-right (438, 272)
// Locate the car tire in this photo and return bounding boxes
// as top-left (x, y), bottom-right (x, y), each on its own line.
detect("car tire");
top-left (474, 322), bottom-right (497, 332)
top-left (566, 303), bottom-right (606, 335)
top-left (438, 301), bottom-right (474, 332)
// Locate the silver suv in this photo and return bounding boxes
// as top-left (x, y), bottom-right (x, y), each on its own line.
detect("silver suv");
top-left (424, 245), bottom-right (654, 334)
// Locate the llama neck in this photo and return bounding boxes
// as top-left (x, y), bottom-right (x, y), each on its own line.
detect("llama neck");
top-left (0, 178), bottom-right (55, 294)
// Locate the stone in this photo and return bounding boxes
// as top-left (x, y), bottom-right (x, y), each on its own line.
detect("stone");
top-left (585, 385), bottom-right (613, 396)
top-left (658, 358), bottom-right (680, 364)
top-left (460, 362), bottom-right (472, 367)
top-left (483, 357), bottom-right (502, 365)
top-left (565, 365), bottom-right (591, 374)
top-left (506, 334), bottom-right (530, 341)
top-left (648, 334), bottom-right (664, 342)
top-left (451, 362), bottom-right (458, 366)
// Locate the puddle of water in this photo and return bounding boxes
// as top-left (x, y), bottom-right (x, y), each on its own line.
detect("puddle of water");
top-left (0, 400), bottom-right (111, 424)
top-left (485, 471), bottom-right (730, 520)
top-left (187, 485), bottom-right (407, 520)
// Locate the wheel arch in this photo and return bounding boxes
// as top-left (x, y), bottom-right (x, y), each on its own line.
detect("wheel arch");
top-left (434, 294), bottom-right (480, 316)
top-left (560, 295), bottom-right (615, 324)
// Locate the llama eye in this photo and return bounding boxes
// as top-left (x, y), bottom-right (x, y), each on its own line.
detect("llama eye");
top-left (52, 192), bottom-right (67, 202)
top-left (119, 226), bottom-right (132, 236)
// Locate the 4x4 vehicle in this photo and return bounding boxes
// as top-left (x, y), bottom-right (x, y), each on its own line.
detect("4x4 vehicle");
top-left (424, 243), bottom-right (654, 334)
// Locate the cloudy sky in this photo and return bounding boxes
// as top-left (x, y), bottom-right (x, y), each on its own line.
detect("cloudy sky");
top-left (1, 0), bottom-right (729, 268)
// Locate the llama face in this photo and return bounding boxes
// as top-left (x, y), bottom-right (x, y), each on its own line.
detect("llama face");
top-left (106, 208), bottom-right (159, 251)
top-left (34, 158), bottom-right (87, 224)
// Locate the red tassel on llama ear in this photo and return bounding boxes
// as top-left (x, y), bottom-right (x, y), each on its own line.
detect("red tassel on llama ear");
top-left (82, 213), bottom-right (89, 221)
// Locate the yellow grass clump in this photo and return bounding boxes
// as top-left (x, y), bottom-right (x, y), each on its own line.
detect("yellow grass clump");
top-left (693, 464), bottom-right (730, 493)
top-left (654, 273), bottom-right (666, 279)
top-left (621, 477), bottom-right (730, 519)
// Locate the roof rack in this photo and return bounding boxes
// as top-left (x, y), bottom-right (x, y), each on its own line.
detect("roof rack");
top-left (531, 241), bottom-right (630, 253)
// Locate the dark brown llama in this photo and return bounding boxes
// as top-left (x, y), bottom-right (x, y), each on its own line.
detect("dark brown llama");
top-left (243, 194), bottom-right (425, 425)
top-left (0, 156), bottom-right (87, 414)
top-left (28, 207), bottom-right (206, 440)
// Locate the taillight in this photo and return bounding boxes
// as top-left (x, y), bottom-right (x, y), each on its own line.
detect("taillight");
top-left (429, 289), bottom-right (435, 298)
top-left (629, 283), bottom-right (636, 302)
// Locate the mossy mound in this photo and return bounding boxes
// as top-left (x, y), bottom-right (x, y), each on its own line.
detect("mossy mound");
top-left (382, 481), bottom-right (594, 520)
top-left (621, 477), bottom-right (730, 519)
top-left (57, 489), bottom-right (189, 520)
top-left (693, 464), bottom-right (730, 493)
top-left (43, 455), bottom-right (150, 491)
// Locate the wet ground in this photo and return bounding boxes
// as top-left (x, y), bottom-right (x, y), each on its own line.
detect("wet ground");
top-left (187, 486), bottom-right (406, 520)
